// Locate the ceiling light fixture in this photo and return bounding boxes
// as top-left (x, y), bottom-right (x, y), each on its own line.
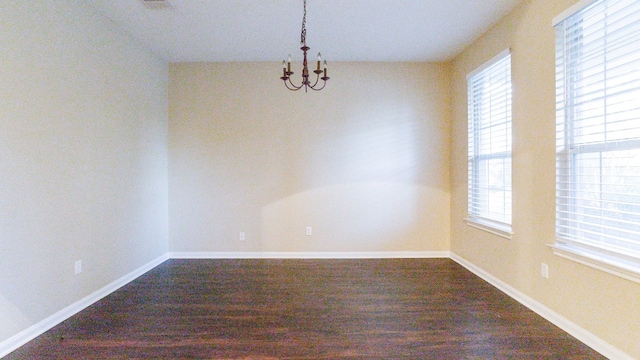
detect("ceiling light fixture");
top-left (280, 0), bottom-right (329, 92)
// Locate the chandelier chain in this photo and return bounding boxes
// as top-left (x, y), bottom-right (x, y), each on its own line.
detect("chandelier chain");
top-left (300, 0), bottom-right (307, 46)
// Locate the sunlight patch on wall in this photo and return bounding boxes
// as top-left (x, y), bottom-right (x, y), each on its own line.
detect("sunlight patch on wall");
top-left (309, 107), bottom-right (421, 185)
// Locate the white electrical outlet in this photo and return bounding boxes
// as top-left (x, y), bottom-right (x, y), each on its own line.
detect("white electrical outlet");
top-left (541, 263), bottom-right (549, 279)
top-left (75, 260), bottom-right (82, 275)
top-left (306, 226), bottom-right (312, 236)
top-left (239, 232), bottom-right (245, 241)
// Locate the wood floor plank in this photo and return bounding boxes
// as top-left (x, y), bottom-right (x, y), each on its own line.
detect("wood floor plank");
top-left (5, 259), bottom-right (605, 359)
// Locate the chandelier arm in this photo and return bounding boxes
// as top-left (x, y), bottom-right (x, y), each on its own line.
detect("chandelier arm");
top-left (307, 72), bottom-right (322, 88)
top-left (288, 76), bottom-right (301, 88)
top-left (308, 79), bottom-right (327, 91)
top-left (284, 81), bottom-right (303, 91)
top-left (286, 77), bottom-right (304, 91)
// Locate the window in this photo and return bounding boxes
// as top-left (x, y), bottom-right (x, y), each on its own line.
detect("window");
top-left (554, 0), bottom-right (640, 281)
top-left (467, 50), bottom-right (513, 238)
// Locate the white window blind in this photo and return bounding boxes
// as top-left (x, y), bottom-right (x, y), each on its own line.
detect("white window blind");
top-left (555, 0), bottom-right (640, 277)
top-left (467, 51), bottom-right (512, 232)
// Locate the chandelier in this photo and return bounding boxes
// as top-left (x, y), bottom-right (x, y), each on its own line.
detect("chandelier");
top-left (280, 0), bottom-right (329, 92)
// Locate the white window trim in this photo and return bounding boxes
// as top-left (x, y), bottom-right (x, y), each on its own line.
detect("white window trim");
top-left (465, 217), bottom-right (513, 240)
top-left (550, 242), bottom-right (640, 284)
top-left (466, 48), bottom-right (511, 80)
top-left (551, 0), bottom-right (599, 25)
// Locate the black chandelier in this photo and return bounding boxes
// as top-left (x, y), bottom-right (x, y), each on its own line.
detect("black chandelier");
top-left (280, 0), bottom-right (329, 92)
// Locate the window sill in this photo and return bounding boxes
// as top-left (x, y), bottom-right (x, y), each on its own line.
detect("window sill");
top-left (550, 243), bottom-right (640, 284)
top-left (465, 218), bottom-right (513, 239)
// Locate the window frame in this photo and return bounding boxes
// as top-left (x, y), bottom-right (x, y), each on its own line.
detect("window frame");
top-left (466, 49), bottom-right (513, 239)
top-left (552, 0), bottom-right (640, 283)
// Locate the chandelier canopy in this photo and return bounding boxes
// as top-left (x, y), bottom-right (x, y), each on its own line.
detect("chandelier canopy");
top-left (280, 0), bottom-right (329, 92)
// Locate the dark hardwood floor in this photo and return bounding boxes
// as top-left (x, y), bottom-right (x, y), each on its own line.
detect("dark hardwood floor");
top-left (6, 259), bottom-right (604, 359)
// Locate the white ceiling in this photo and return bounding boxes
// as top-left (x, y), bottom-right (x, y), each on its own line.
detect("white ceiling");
top-left (86, 0), bottom-right (523, 63)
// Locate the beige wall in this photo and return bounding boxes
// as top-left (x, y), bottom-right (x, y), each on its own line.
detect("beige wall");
top-left (450, 0), bottom-right (640, 357)
top-left (169, 62), bottom-right (451, 253)
top-left (0, 0), bottom-right (169, 343)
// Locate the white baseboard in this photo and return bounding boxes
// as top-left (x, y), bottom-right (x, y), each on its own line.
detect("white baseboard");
top-left (168, 251), bottom-right (451, 259)
top-left (450, 252), bottom-right (633, 360)
top-left (0, 253), bottom-right (169, 359)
